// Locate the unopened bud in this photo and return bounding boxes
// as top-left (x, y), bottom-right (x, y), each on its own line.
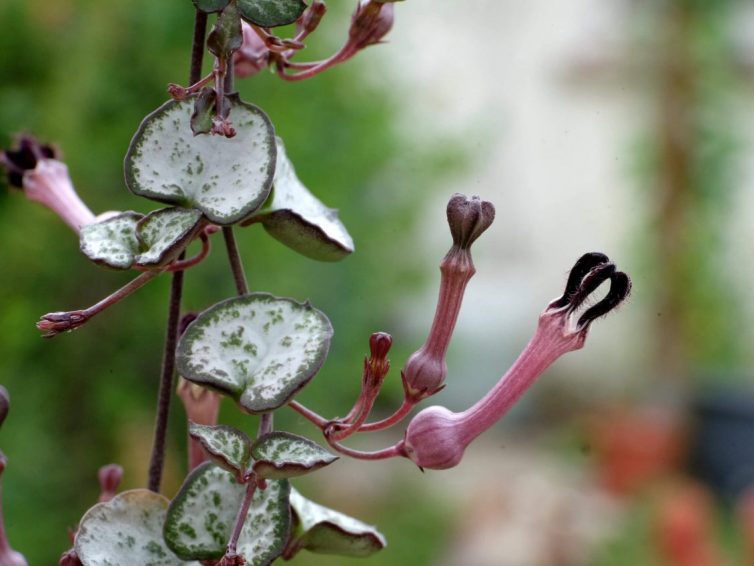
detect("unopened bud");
top-left (0, 386), bottom-right (9, 429)
top-left (298, 0), bottom-right (327, 35)
top-left (59, 549), bottom-right (83, 566)
top-left (446, 193), bottom-right (495, 250)
top-left (366, 332), bottom-right (392, 384)
top-left (97, 464), bottom-right (124, 503)
top-left (348, 1), bottom-right (394, 50)
top-left (369, 332), bottom-right (392, 360)
top-left (401, 353), bottom-right (446, 402)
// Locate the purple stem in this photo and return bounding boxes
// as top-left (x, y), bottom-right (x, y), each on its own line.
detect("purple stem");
top-left (226, 480), bottom-right (257, 556)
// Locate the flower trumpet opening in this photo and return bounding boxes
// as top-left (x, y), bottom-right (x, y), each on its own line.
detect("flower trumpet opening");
top-left (0, 136), bottom-right (95, 232)
top-left (402, 252), bottom-right (631, 470)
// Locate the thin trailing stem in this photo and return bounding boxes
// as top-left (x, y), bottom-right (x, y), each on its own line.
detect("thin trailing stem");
top-left (146, 8), bottom-right (207, 494)
top-left (258, 413), bottom-right (273, 437)
top-left (222, 227), bottom-right (249, 295)
top-left (147, 265), bottom-right (185, 493)
top-left (325, 438), bottom-right (405, 461)
top-left (288, 400), bottom-right (329, 428)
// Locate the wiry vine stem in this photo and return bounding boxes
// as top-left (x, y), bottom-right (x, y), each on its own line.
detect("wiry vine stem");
top-left (146, 8), bottom-right (207, 493)
top-left (222, 227), bottom-right (249, 296)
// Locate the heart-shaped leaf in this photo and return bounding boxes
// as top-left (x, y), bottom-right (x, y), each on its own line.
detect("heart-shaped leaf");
top-left (243, 138), bottom-right (354, 262)
top-left (164, 463), bottom-right (290, 564)
top-left (80, 208), bottom-right (203, 270)
top-left (189, 422), bottom-right (252, 477)
top-left (192, 0), bottom-right (231, 13)
top-left (286, 489), bottom-right (386, 558)
top-left (252, 431), bottom-right (337, 479)
top-left (237, 0), bottom-right (307, 28)
top-left (136, 207), bottom-right (204, 267)
top-left (124, 97), bottom-right (276, 225)
top-left (75, 489), bottom-right (199, 566)
top-left (177, 293), bottom-right (333, 414)
top-left (80, 211), bottom-right (143, 270)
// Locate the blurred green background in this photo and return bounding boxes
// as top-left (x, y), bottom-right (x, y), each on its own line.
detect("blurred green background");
top-left (4, 0), bottom-right (754, 565)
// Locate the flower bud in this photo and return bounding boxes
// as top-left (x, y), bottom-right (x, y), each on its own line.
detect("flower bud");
top-left (297, 0), bottom-right (327, 36)
top-left (348, 1), bottom-right (394, 51)
top-left (446, 193), bottom-right (495, 250)
top-left (97, 464), bottom-right (124, 503)
top-left (368, 331), bottom-right (392, 379)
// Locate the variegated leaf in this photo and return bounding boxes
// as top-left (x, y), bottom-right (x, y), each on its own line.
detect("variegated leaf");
top-left (80, 208), bottom-right (203, 270)
top-left (252, 431), bottom-right (337, 479)
top-left (287, 489), bottom-right (386, 558)
top-left (188, 422), bottom-right (252, 477)
top-left (80, 211), bottom-right (143, 270)
top-left (135, 207), bottom-right (203, 267)
top-left (164, 463), bottom-right (290, 564)
top-left (244, 138), bottom-right (354, 262)
top-left (192, 0), bottom-right (231, 12)
top-left (124, 97), bottom-right (276, 225)
top-left (74, 489), bottom-right (199, 566)
top-left (237, 0), bottom-right (306, 28)
top-left (176, 293), bottom-right (333, 414)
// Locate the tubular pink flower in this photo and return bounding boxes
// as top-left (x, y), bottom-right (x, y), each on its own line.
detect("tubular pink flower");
top-left (1, 137), bottom-right (95, 232)
top-left (401, 253), bottom-right (632, 470)
top-left (234, 22), bottom-right (270, 78)
top-left (402, 194), bottom-right (495, 402)
top-left (348, 0), bottom-right (395, 51)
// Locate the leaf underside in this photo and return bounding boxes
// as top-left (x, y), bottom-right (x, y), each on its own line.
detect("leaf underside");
top-left (164, 463), bottom-right (290, 564)
top-left (124, 97), bottom-right (276, 225)
top-left (237, 0), bottom-right (307, 28)
top-left (251, 431), bottom-right (338, 479)
top-left (243, 138), bottom-right (354, 262)
top-left (288, 488), bottom-right (386, 558)
top-left (176, 293), bottom-right (333, 414)
top-left (75, 489), bottom-right (198, 566)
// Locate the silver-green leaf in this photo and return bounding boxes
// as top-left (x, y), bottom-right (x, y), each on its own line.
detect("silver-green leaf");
top-left (136, 207), bottom-right (204, 267)
top-left (164, 463), bottom-right (290, 564)
top-left (176, 293), bottom-right (333, 414)
top-left (237, 0), bottom-right (307, 28)
top-left (188, 422), bottom-right (252, 477)
top-left (287, 489), bottom-right (386, 558)
top-left (124, 97), bottom-right (276, 225)
top-left (80, 211), bottom-right (143, 270)
top-left (243, 138), bottom-right (354, 262)
top-left (75, 489), bottom-right (199, 566)
top-left (252, 431), bottom-right (338, 480)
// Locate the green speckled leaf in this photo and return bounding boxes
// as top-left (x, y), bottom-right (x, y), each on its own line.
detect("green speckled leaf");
top-left (252, 432), bottom-right (337, 479)
top-left (237, 0), bottom-right (306, 27)
top-left (176, 293), bottom-right (333, 414)
top-left (124, 97), bottom-right (276, 225)
top-left (192, 0), bottom-right (231, 14)
top-left (135, 207), bottom-right (203, 267)
top-left (164, 463), bottom-right (290, 564)
top-left (243, 138), bottom-right (354, 262)
top-left (80, 211), bottom-right (143, 270)
top-left (74, 490), bottom-right (198, 566)
top-left (287, 489), bottom-right (386, 558)
top-left (189, 422), bottom-right (252, 477)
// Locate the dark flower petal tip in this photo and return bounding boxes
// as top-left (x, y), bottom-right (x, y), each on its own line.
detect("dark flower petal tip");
top-left (0, 135), bottom-right (57, 188)
top-left (446, 193), bottom-right (495, 249)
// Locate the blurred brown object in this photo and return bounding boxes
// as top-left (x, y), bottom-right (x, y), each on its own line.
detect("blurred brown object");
top-left (736, 487), bottom-right (754, 566)
top-left (655, 481), bottom-right (724, 566)
top-left (589, 406), bottom-right (687, 496)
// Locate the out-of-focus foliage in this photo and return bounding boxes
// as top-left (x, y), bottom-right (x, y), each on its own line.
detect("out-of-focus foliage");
top-left (0, 1), bottom-right (464, 563)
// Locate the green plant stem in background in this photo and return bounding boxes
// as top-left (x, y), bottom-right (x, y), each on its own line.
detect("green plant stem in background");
top-left (147, 9), bottom-right (208, 493)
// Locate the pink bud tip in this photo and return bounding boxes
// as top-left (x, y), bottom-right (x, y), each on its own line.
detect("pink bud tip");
top-left (446, 193), bottom-right (495, 250)
top-left (97, 464), bottom-right (124, 502)
top-left (349, 1), bottom-right (394, 50)
top-left (369, 332), bottom-right (392, 359)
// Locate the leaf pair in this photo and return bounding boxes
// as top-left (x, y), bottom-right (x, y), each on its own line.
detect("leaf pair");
top-left (80, 208), bottom-right (203, 270)
top-left (125, 98), bottom-right (354, 262)
top-left (189, 423), bottom-right (338, 481)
